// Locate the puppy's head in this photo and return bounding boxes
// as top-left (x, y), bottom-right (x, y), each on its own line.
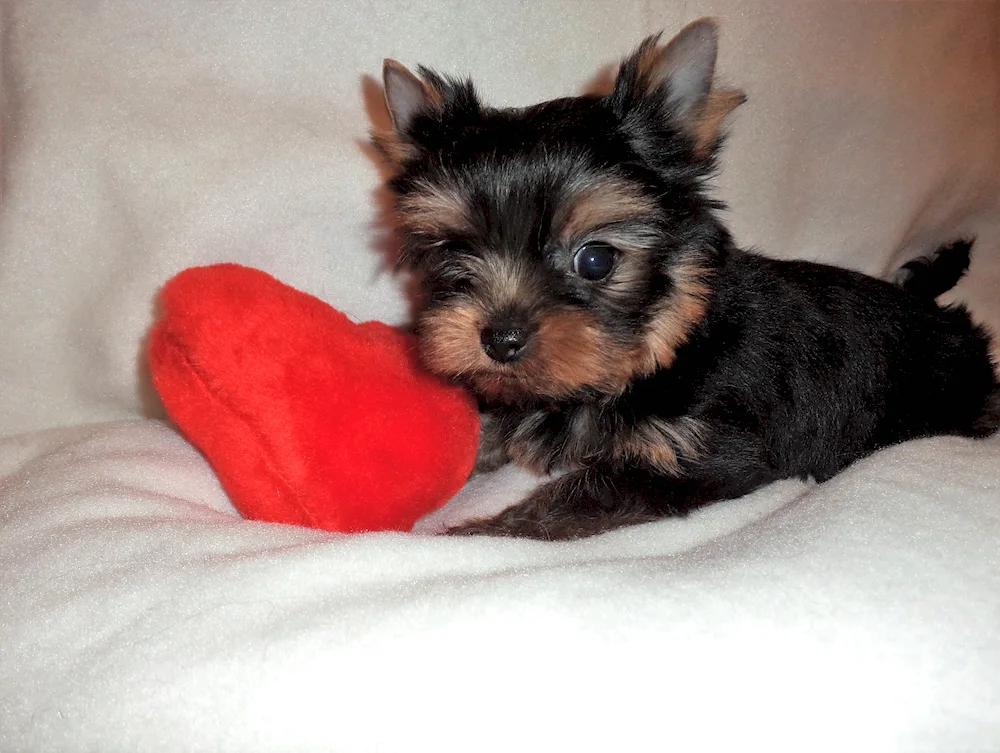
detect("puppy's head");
top-left (375, 19), bottom-right (742, 405)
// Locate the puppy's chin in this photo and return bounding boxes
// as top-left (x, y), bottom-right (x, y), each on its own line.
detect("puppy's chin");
top-left (449, 366), bottom-right (605, 407)
top-left (464, 371), bottom-right (545, 405)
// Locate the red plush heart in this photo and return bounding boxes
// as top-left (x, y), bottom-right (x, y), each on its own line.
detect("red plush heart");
top-left (149, 264), bottom-right (479, 533)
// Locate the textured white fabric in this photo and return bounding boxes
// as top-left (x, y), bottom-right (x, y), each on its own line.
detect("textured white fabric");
top-left (1, 1), bottom-right (999, 751)
top-left (2, 420), bottom-right (1000, 752)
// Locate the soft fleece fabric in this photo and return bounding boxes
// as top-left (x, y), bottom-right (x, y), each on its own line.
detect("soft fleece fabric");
top-left (1, 2), bottom-right (999, 751)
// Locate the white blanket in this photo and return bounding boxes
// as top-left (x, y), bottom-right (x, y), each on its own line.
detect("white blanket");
top-left (1, 2), bottom-right (999, 751)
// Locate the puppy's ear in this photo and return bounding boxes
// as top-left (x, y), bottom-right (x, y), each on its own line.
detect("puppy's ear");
top-left (615, 18), bottom-right (745, 159)
top-left (686, 87), bottom-right (745, 159)
top-left (640, 19), bottom-right (718, 119)
top-left (374, 60), bottom-right (444, 168)
top-left (383, 59), bottom-right (442, 132)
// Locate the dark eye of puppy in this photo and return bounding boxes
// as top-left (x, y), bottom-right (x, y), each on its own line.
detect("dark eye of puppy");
top-left (572, 241), bottom-right (617, 281)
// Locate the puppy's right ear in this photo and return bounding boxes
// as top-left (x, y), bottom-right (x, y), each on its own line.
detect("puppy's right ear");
top-left (383, 60), bottom-right (441, 132)
top-left (375, 60), bottom-right (444, 169)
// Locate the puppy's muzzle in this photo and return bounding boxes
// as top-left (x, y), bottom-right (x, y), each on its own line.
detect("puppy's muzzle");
top-left (480, 317), bottom-right (535, 364)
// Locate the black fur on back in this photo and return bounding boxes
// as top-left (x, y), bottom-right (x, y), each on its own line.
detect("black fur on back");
top-left (669, 249), bottom-right (1000, 484)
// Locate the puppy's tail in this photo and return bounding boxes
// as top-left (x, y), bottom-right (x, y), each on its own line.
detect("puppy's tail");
top-left (890, 239), bottom-right (973, 299)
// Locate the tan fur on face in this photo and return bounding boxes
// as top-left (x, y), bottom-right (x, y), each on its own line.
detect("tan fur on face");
top-left (635, 254), bottom-right (713, 374)
top-left (469, 254), bottom-right (534, 309)
top-left (418, 303), bottom-right (644, 402)
top-left (555, 179), bottom-right (712, 380)
top-left (397, 180), bottom-right (473, 238)
top-left (417, 252), bottom-right (646, 400)
top-left (532, 309), bottom-right (640, 396)
top-left (561, 179), bottom-right (660, 242)
top-left (417, 303), bottom-right (486, 379)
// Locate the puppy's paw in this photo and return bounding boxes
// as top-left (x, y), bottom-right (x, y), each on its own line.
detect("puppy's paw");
top-left (445, 469), bottom-right (663, 540)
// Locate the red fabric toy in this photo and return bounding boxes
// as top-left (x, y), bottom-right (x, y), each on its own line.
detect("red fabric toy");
top-left (149, 264), bottom-right (479, 533)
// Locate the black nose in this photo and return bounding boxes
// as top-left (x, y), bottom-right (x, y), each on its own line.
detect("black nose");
top-left (481, 324), bottom-right (531, 363)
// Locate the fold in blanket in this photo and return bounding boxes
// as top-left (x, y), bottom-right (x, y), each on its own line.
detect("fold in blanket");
top-left (1, 420), bottom-right (999, 751)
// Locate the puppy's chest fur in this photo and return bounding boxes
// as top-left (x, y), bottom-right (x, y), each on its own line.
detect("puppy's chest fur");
top-left (484, 398), bottom-right (706, 477)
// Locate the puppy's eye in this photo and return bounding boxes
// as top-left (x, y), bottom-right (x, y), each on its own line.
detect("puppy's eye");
top-left (572, 241), bottom-right (617, 281)
top-left (433, 239), bottom-right (470, 255)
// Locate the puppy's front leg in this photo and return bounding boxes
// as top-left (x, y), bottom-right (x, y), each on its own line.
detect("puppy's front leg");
top-left (447, 468), bottom-right (674, 540)
top-left (473, 411), bottom-right (511, 474)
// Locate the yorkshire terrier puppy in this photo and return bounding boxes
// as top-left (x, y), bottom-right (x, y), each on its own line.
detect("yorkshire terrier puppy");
top-left (374, 19), bottom-right (1000, 539)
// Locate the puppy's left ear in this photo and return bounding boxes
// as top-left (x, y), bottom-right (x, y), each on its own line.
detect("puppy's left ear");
top-left (642, 19), bottom-right (719, 119)
top-left (616, 18), bottom-right (745, 159)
